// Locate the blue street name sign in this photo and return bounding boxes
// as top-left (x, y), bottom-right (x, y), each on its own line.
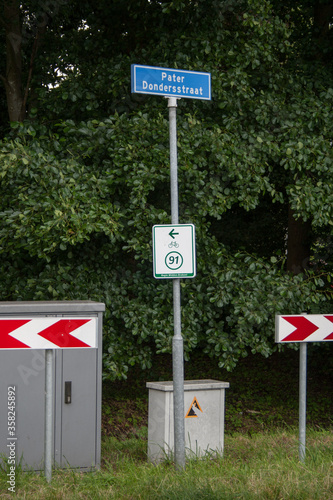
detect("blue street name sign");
top-left (131, 64), bottom-right (211, 100)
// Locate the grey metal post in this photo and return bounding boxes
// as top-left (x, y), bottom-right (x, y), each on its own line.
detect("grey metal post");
top-left (44, 349), bottom-right (53, 482)
top-left (168, 96), bottom-right (185, 469)
top-left (168, 97), bottom-right (179, 224)
top-left (299, 342), bottom-right (307, 462)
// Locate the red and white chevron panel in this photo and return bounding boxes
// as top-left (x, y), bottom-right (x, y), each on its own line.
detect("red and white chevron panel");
top-left (275, 315), bottom-right (333, 343)
top-left (0, 317), bottom-right (97, 349)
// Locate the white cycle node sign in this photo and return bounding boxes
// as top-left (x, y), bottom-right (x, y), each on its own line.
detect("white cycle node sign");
top-left (152, 224), bottom-right (196, 279)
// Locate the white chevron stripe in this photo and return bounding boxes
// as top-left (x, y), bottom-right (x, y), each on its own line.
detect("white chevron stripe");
top-left (65, 318), bottom-right (97, 346)
top-left (303, 316), bottom-right (333, 341)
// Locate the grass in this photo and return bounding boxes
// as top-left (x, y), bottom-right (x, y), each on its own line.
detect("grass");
top-left (0, 428), bottom-right (332, 499)
top-left (1, 348), bottom-right (332, 498)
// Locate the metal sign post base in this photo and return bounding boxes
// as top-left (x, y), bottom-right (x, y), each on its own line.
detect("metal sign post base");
top-left (299, 343), bottom-right (307, 462)
top-left (172, 279), bottom-right (185, 470)
top-left (44, 349), bottom-right (53, 482)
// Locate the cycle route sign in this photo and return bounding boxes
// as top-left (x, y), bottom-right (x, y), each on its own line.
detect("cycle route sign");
top-left (152, 224), bottom-right (196, 279)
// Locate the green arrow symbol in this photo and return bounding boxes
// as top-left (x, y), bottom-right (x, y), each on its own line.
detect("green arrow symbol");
top-left (169, 229), bottom-right (179, 239)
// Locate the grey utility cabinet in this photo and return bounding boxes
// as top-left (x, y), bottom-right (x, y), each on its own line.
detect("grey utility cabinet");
top-left (0, 301), bottom-right (105, 471)
top-left (147, 379), bottom-right (230, 463)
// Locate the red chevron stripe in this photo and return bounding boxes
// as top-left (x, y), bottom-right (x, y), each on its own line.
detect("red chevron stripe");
top-left (0, 320), bottom-right (31, 348)
top-left (324, 315), bottom-right (333, 340)
top-left (282, 316), bottom-right (318, 342)
top-left (37, 319), bottom-right (91, 347)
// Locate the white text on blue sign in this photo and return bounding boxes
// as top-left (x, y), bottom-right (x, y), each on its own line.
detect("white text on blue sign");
top-left (131, 64), bottom-right (211, 100)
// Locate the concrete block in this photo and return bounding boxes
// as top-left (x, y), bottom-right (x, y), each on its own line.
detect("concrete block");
top-left (146, 379), bottom-right (229, 462)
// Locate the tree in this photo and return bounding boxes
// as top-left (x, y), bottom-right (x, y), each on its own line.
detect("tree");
top-left (0, 0), bottom-right (332, 379)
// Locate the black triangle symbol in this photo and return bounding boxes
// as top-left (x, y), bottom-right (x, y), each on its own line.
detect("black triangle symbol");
top-left (187, 406), bottom-right (197, 417)
top-left (185, 397), bottom-right (203, 418)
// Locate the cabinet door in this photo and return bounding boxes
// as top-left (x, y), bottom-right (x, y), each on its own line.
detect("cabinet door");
top-left (57, 348), bottom-right (98, 469)
top-left (0, 350), bottom-right (48, 470)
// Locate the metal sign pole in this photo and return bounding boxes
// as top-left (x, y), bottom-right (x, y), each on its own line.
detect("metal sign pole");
top-left (132, 65), bottom-right (210, 469)
top-left (44, 349), bottom-right (53, 482)
top-left (168, 96), bottom-right (185, 469)
top-left (168, 97), bottom-right (179, 224)
top-left (276, 313), bottom-right (333, 462)
top-left (299, 343), bottom-right (307, 462)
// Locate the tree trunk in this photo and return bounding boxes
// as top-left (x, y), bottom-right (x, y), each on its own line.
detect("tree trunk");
top-left (285, 1), bottom-right (331, 276)
top-left (314, 1), bottom-right (333, 40)
top-left (287, 207), bottom-right (311, 275)
top-left (2, 0), bottom-right (25, 122)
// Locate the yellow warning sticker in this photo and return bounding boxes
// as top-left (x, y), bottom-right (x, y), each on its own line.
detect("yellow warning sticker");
top-left (185, 397), bottom-right (203, 418)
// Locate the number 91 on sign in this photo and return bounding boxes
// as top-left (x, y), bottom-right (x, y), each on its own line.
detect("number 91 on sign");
top-left (152, 224), bottom-right (196, 279)
top-left (166, 251), bottom-right (183, 270)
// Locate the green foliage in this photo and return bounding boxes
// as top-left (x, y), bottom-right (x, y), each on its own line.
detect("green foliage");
top-left (0, 130), bottom-right (121, 259)
top-left (0, 0), bottom-right (332, 379)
